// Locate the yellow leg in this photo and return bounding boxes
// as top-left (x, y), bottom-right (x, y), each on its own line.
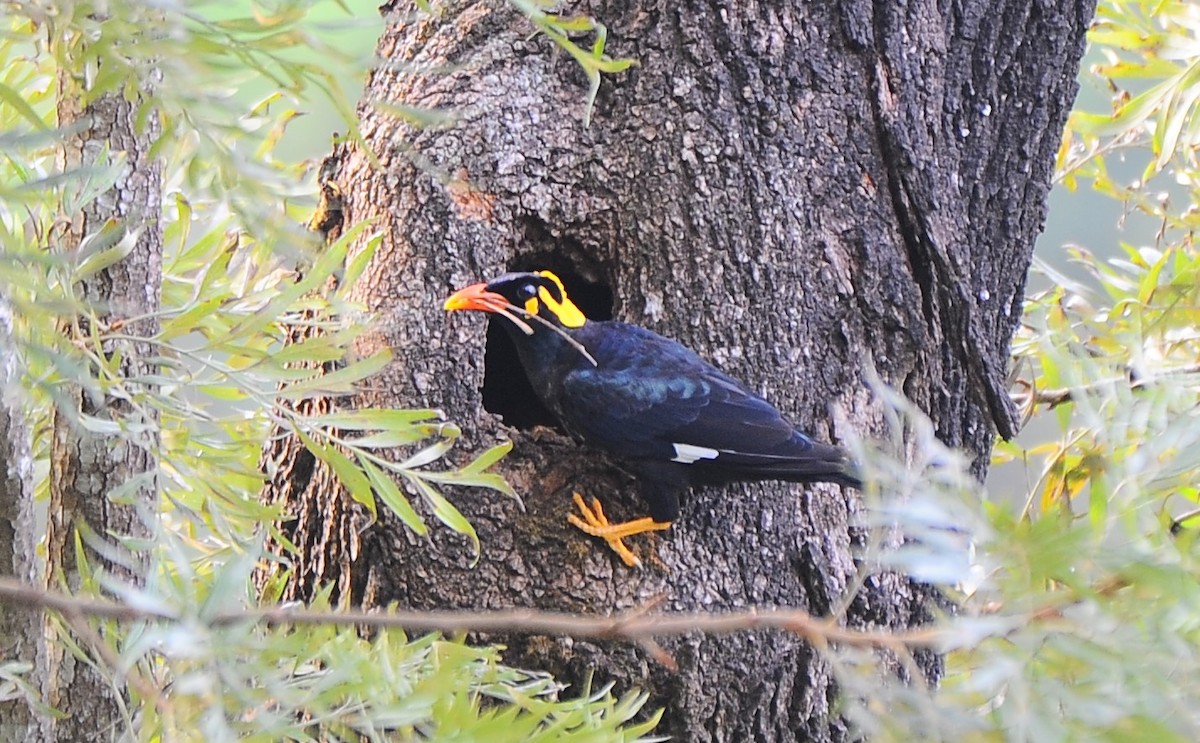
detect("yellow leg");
top-left (567, 493), bottom-right (672, 568)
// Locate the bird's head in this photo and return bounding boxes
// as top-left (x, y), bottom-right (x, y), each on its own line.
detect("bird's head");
top-left (443, 270), bottom-right (588, 330)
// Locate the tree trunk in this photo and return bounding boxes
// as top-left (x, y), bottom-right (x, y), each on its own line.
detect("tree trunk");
top-left (0, 308), bottom-right (47, 742)
top-left (263, 0), bottom-right (1093, 739)
top-left (36, 46), bottom-right (164, 743)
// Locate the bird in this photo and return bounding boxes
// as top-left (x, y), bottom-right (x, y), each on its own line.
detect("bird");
top-left (444, 270), bottom-right (860, 567)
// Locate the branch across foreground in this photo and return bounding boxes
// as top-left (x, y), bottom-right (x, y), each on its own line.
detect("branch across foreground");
top-left (0, 573), bottom-right (1119, 681)
top-left (0, 576), bottom-right (942, 662)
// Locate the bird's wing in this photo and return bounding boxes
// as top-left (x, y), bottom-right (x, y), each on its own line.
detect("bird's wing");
top-left (557, 341), bottom-right (807, 466)
top-left (555, 324), bottom-right (857, 486)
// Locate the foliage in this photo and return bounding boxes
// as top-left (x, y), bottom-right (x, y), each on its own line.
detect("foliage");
top-left (0, 1), bottom-right (654, 739)
top-left (13, 0), bottom-right (1200, 739)
top-left (1024, 0), bottom-right (1200, 542)
top-left (507, 0), bottom-right (636, 126)
top-left (826, 1), bottom-right (1200, 739)
top-left (83, 547), bottom-right (659, 741)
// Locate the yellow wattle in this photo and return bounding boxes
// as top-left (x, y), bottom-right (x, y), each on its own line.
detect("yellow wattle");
top-left (536, 271), bottom-right (587, 328)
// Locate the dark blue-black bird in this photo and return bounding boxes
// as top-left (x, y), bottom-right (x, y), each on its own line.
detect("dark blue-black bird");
top-left (445, 270), bottom-right (859, 566)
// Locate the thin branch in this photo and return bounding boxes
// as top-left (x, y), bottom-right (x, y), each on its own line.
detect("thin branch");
top-left (1011, 362), bottom-right (1200, 411)
top-left (514, 302), bottom-right (599, 367)
top-left (0, 576), bottom-right (942, 651)
top-left (975, 576), bottom-right (1128, 623)
top-left (477, 297), bottom-right (599, 367)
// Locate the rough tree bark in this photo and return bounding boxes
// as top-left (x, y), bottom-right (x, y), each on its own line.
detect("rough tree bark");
top-left (32, 43), bottom-right (163, 743)
top-left (0, 304), bottom-right (45, 741)
top-left (261, 1), bottom-right (1094, 739)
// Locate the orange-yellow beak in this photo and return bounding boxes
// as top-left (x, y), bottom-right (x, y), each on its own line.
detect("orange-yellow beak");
top-left (443, 282), bottom-right (510, 313)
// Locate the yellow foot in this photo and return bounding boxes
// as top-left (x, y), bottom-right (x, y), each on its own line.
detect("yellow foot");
top-left (567, 493), bottom-right (672, 568)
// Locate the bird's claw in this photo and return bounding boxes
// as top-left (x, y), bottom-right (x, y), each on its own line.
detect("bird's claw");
top-left (567, 493), bottom-right (672, 569)
top-left (568, 493), bottom-right (643, 567)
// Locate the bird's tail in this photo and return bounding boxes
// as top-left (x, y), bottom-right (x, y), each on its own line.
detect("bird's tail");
top-left (712, 438), bottom-right (862, 489)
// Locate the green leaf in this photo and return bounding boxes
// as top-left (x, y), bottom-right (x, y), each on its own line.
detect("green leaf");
top-left (406, 474), bottom-right (479, 560)
top-left (397, 437), bottom-right (455, 470)
top-left (460, 439), bottom-right (512, 474)
top-left (309, 408), bottom-right (446, 431)
top-left (1154, 58), bottom-right (1200, 169)
top-left (420, 440), bottom-right (520, 504)
top-left (341, 231), bottom-right (382, 293)
top-left (344, 428), bottom-right (447, 449)
top-left (294, 426), bottom-right (376, 519)
top-left (278, 348), bottom-right (392, 399)
top-left (74, 223), bottom-right (139, 280)
top-left (161, 297), bottom-right (226, 340)
top-left (362, 457), bottom-right (427, 536)
top-left (0, 80), bottom-right (51, 132)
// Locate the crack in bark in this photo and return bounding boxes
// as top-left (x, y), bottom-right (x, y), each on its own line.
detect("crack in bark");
top-left (859, 1), bottom-right (1020, 441)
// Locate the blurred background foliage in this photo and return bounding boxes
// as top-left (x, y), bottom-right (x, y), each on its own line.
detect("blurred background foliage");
top-left (897, 0), bottom-right (1200, 739)
top-left (836, 3), bottom-right (1200, 731)
top-left (0, 0), bottom-right (653, 739)
top-left (5, 0), bottom-right (1200, 740)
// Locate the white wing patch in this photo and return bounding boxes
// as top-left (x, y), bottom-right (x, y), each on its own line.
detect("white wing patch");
top-left (671, 443), bottom-right (720, 464)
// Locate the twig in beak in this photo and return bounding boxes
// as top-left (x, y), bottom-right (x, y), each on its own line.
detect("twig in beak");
top-left (491, 304), bottom-right (535, 336)
top-left (518, 307), bottom-right (598, 367)
top-left (488, 300), bottom-right (598, 367)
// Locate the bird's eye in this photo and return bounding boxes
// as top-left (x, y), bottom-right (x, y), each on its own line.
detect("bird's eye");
top-left (518, 283), bottom-right (538, 300)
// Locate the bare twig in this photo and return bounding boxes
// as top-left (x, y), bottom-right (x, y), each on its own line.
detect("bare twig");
top-left (1012, 362), bottom-right (1200, 412)
top-left (460, 295), bottom-right (598, 366)
top-left (0, 576), bottom-right (941, 652)
top-left (976, 576), bottom-right (1129, 623)
top-left (514, 303), bottom-right (599, 367)
top-left (492, 305), bottom-right (537, 336)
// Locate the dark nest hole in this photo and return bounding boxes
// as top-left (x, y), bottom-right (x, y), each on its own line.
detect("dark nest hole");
top-left (481, 259), bottom-right (613, 430)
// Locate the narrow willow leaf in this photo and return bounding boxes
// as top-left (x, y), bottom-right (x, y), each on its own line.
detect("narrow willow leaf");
top-left (74, 224), bottom-right (137, 279)
top-left (0, 80), bottom-right (51, 132)
top-left (362, 457), bottom-right (427, 536)
top-left (406, 474), bottom-right (478, 559)
top-left (423, 470), bottom-right (520, 503)
top-left (197, 383), bottom-right (251, 402)
top-left (310, 408), bottom-right (446, 431)
top-left (1155, 60), bottom-right (1200, 170)
top-left (1096, 80), bottom-right (1173, 136)
top-left (343, 428), bottom-right (445, 449)
top-left (265, 335), bottom-right (346, 365)
top-left (169, 192), bottom-right (193, 255)
top-left (161, 297), bottom-right (226, 340)
top-left (295, 426), bottom-right (377, 519)
top-left (460, 440), bottom-right (512, 474)
top-left (1032, 256), bottom-right (1099, 303)
top-left (341, 232), bottom-right (383, 292)
top-left (106, 471), bottom-right (157, 506)
top-left (174, 224), bottom-right (235, 272)
top-left (1137, 250), bottom-right (1169, 307)
top-left (197, 548), bottom-right (261, 621)
top-left (278, 348), bottom-right (392, 399)
top-left (77, 413), bottom-right (122, 434)
top-left (397, 437), bottom-right (454, 470)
